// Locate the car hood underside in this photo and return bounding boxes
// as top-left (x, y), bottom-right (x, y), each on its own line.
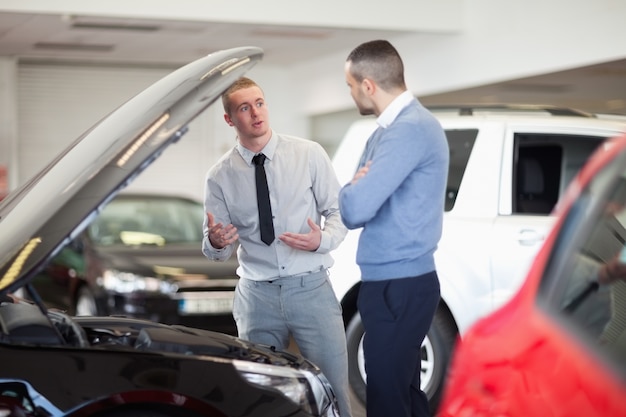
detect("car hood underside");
top-left (0, 46), bottom-right (262, 297)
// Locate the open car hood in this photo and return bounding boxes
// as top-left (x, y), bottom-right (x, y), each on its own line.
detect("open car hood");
top-left (0, 46), bottom-right (262, 295)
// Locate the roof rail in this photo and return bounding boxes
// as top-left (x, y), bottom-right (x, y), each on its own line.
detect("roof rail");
top-left (427, 104), bottom-right (596, 118)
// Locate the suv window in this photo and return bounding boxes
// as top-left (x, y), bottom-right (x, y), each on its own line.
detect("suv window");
top-left (514, 134), bottom-right (604, 215)
top-left (445, 129), bottom-right (478, 211)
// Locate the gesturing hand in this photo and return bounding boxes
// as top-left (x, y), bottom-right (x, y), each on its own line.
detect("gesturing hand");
top-left (279, 218), bottom-right (322, 251)
top-left (207, 212), bottom-right (238, 249)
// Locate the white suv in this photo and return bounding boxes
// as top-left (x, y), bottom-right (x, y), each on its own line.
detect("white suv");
top-left (329, 105), bottom-right (626, 413)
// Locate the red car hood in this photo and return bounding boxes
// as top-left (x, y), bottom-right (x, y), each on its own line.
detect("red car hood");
top-left (438, 134), bottom-right (626, 417)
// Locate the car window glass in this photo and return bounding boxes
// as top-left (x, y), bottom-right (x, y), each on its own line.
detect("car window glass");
top-left (544, 160), bottom-right (626, 373)
top-left (445, 129), bottom-right (477, 211)
top-left (87, 197), bottom-right (205, 245)
top-left (513, 134), bottom-right (604, 215)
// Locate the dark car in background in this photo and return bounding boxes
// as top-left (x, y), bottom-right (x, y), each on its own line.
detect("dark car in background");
top-left (0, 46), bottom-right (340, 417)
top-left (30, 193), bottom-right (239, 334)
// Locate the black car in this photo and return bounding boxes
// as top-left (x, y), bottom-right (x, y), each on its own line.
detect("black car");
top-left (30, 192), bottom-right (239, 335)
top-left (0, 46), bottom-right (339, 417)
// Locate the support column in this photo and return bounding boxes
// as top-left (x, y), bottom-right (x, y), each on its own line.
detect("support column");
top-left (0, 57), bottom-right (18, 197)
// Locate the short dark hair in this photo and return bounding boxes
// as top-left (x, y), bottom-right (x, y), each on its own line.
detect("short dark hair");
top-left (346, 40), bottom-right (406, 92)
top-left (221, 77), bottom-right (263, 115)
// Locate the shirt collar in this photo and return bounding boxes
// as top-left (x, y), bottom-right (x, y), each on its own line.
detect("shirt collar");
top-left (237, 131), bottom-right (278, 165)
top-left (377, 90), bottom-right (415, 128)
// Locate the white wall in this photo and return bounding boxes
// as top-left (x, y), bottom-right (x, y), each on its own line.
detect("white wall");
top-left (10, 59), bottom-right (306, 201)
top-left (0, 57), bottom-right (17, 192)
top-left (293, 0), bottom-right (626, 115)
top-left (3, 0), bottom-right (626, 195)
top-left (10, 0), bottom-right (626, 117)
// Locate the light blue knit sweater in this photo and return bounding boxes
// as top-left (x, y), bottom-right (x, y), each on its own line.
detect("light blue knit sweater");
top-left (339, 100), bottom-right (449, 281)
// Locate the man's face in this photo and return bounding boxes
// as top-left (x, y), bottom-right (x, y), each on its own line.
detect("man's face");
top-left (345, 61), bottom-right (374, 116)
top-left (224, 86), bottom-right (270, 141)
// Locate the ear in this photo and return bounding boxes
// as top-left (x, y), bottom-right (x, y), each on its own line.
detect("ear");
top-left (224, 113), bottom-right (234, 126)
top-left (361, 78), bottom-right (376, 96)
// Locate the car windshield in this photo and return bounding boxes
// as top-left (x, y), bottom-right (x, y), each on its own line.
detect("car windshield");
top-left (539, 146), bottom-right (626, 373)
top-left (87, 196), bottom-right (205, 246)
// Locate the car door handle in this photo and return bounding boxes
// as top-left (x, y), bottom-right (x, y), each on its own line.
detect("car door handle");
top-left (517, 229), bottom-right (545, 246)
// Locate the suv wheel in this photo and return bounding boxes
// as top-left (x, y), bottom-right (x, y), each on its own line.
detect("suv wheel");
top-left (346, 307), bottom-right (456, 413)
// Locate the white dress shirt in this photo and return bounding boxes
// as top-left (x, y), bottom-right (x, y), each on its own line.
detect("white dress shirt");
top-left (203, 131), bottom-right (347, 281)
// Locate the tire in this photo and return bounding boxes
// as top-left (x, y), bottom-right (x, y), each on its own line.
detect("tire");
top-left (75, 286), bottom-right (98, 316)
top-left (345, 307), bottom-right (457, 414)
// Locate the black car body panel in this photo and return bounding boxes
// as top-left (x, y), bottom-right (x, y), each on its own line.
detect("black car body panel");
top-left (0, 302), bottom-right (321, 417)
top-left (0, 47), bottom-right (340, 417)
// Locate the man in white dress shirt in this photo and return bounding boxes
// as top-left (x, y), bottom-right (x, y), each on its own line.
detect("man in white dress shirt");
top-left (202, 77), bottom-right (351, 417)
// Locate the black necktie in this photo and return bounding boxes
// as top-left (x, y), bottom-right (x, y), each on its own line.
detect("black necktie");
top-left (252, 153), bottom-right (275, 245)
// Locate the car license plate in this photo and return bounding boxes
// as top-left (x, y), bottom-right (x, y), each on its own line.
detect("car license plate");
top-left (178, 292), bottom-right (234, 315)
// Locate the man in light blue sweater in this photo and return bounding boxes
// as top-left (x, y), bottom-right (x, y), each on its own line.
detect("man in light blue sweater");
top-left (339, 40), bottom-right (449, 417)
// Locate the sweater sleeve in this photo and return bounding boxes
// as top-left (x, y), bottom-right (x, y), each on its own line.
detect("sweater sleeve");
top-left (339, 121), bottom-right (426, 229)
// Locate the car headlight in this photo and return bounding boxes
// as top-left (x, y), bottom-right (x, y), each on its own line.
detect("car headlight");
top-left (233, 360), bottom-right (339, 417)
top-left (100, 269), bottom-right (178, 294)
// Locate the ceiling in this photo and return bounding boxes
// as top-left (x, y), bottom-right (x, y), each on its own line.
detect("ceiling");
top-left (420, 59), bottom-right (626, 116)
top-left (0, 12), bottom-right (406, 67)
top-left (1, 12), bottom-right (625, 116)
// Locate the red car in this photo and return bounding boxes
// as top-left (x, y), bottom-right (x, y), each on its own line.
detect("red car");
top-left (438, 132), bottom-right (626, 417)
